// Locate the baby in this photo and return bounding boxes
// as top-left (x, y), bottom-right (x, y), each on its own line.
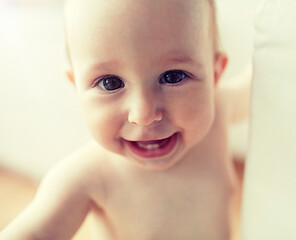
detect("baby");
top-left (1, 0), bottom-right (250, 239)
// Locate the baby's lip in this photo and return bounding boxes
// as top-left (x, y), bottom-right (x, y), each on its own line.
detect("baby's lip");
top-left (123, 134), bottom-right (175, 143)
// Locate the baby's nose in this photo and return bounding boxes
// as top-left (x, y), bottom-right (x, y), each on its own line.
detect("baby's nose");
top-left (127, 90), bottom-right (163, 126)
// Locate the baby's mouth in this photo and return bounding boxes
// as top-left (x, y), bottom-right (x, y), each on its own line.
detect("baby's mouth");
top-left (125, 133), bottom-right (178, 158)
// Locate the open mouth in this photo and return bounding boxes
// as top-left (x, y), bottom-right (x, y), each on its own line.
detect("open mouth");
top-left (125, 133), bottom-right (178, 158)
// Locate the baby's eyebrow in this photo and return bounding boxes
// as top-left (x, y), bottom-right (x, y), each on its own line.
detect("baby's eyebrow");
top-left (156, 52), bottom-right (203, 68)
top-left (162, 56), bottom-right (197, 65)
top-left (86, 60), bottom-right (121, 73)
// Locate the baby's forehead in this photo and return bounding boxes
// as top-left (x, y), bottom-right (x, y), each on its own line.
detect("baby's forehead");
top-left (64, 0), bottom-right (212, 25)
top-left (64, 0), bottom-right (216, 66)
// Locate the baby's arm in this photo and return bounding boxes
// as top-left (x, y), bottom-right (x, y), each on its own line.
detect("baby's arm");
top-left (0, 157), bottom-right (93, 240)
top-left (219, 64), bottom-right (252, 124)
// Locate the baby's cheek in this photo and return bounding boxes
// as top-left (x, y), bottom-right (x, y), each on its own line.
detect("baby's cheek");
top-left (81, 100), bottom-right (116, 140)
top-left (177, 94), bottom-right (214, 141)
top-left (185, 104), bottom-right (213, 129)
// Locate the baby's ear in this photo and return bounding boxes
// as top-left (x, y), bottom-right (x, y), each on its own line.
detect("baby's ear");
top-left (214, 52), bottom-right (228, 86)
top-left (65, 67), bottom-right (76, 87)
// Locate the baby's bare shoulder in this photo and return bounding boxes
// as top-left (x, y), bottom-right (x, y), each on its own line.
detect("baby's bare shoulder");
top-left (56, 140), bottom-right (107, 175)
top-left (41, 141), bottom-right (109, 204)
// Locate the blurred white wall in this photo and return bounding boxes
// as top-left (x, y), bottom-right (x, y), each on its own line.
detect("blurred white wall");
top-left (0, 0), bottom-right (258, 180)
top-left (241, 0), bottom-right (296, 238)
top-left (0, 1), bottom-right (90, 179)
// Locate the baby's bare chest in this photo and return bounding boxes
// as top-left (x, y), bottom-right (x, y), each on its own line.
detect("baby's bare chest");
top-left (91, 166), bottom-right (235, 240)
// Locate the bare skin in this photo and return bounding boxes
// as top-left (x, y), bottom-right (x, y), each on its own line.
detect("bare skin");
top-left (0, 0), bottom-right (250, 239)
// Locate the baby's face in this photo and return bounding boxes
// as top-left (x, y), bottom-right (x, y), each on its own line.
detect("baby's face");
top-left (66, 0), bottom-right (225, 170)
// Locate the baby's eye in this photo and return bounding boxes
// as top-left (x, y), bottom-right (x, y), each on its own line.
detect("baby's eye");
top-left (96, 76), bottom-right (125, 91)
top-left (159, 70), bottom-right (188, 84)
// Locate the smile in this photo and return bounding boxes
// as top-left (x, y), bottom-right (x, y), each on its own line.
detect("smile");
top-left (125, 133), bottom-right (178, 158)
